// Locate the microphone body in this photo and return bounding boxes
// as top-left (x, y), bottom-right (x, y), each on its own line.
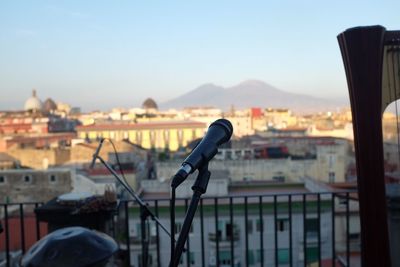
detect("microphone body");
top-left (90, 138), bottom-right (105, 169)
top-left (171, 119), bottom-right (233, 188)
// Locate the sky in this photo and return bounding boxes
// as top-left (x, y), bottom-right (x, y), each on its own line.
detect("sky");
top-left (1, 1), bottom-right (400, 111)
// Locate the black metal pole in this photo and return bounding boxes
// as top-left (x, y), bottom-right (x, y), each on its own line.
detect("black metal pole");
top-left (4, 204), bottom-right (10, 267)
top-left (171, 164), bottom-right (210, 267)
top-left (124, 202), bottom-right (131, 265)
top-left (19, 204), bottom-right (26, 254)
top-left (140, 205), bottom-right (149, 267)
top-left (172, 191), bottom-right (201, 266)
top-left (200, 198), bottom-right (205, 267)
top-left (331, 193), bottom-right (336, 266)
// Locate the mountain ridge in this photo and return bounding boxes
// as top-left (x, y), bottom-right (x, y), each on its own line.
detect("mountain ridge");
top-left (160, 80), bottom-right (348, 113)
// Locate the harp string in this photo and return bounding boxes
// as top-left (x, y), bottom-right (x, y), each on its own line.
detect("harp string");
top-left (389, 44), bottom-right (400, 171)
top-left (385, 45), bottom-right (397, 173)
top-left (387, 46), bottom-right (394, 107)
top-left (387, 46), bottom-right (400, 171)
top-left (396, 45), bottom-right (400, 172)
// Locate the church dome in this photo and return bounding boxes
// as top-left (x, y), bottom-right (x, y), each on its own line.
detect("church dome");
top-left (24, 89), bottom-right (43, 112)
top-left (44, 98), bottom-right (57, 112)
top-left (142, 98), bottom-right (158, 110)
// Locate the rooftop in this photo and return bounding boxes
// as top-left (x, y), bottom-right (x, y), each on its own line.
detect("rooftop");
top-left (76, 120), bottom-right (206, 131)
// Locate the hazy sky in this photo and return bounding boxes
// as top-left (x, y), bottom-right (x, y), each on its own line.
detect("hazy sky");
top-left (1, 1), bottom-right (399, 111)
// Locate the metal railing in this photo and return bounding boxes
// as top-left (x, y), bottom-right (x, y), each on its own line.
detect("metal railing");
top-left (0, 191), bottom-right (358, 267)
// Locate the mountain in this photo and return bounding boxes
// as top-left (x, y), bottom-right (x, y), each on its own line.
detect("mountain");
top-left (160, 80), bottom-right (348, 113)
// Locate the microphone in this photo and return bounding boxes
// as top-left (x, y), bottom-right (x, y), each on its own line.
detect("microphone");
top-left (90, 138), bottom-right (105, 169)
top-left (171, 119), bottom-right (233, 188)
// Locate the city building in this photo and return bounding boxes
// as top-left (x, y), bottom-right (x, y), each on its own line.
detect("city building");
top-left (0, 90), bottom-right (78, 136)
top-left (76, 120), bottom-right (206, 152)
top-left (264, 108), bottom-right (298, 129)
top-left (0, 132), bottom-right (76, 152)
top-left (0, 168), bottom-right (73, 203)
top-left (0, 153), bottom-right (19, 170)
top-left (123, 179), bottom-right (359, 267)
top-left (5, 146), bottom-right (70, 169)
top-left (0, 111), bottom-right (76, 135)
top-left (23, 89), bottom-right (42, 113)
top-left (156, 136), bottom-right (353, 184)
top-left (306, 123), bottom-right (354, 140)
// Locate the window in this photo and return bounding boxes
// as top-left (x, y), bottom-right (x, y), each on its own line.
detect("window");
top-left (136, 131), bottom-right (142, 144)
top-left (163, 130), bottom-right (170, 141)
top-left (23, 175), bottom-right (32, 183)
top-left (339, 197), bottom-right (348, 207)
top-left (276, 218), bottom-right (289, 232)
top-left (306, 246), bottom-right (319, 264)
top-left (226, 223), bottom-right (233, 238)
top-left (150, 131), bottom-right (156, 143)
top-left (0, 176), bottom-right (5, 184)
top-left (256, 249), bottom-right (264, 263)
top-left (49, 174), bottom-right (57, 183)
top-left (247, 250), bottom-right (255, 265)
top-left (349, 232), bottom-right (360, 240)
top-left (278, 248), bottom-right (289, 264)
top-left (133, 223), bottom-right (141, 237)
top-left (189, 252), bottom-right (195, 265)
top-left (256, 219), bottom-right (263, 232)
top-left (219, 251), bottom-right (232, 265)
top-left (217, 221), bottom-right (224, 238)
top-left (272, 175), bottom-right (285, 182)
top-left (175, 222), bottom-right (182, 234)
top-left (349, 232), bottom-right (361, 249)
top-left (177, 130), bottom-right (183, 145)
top-left (306, 218), bottom-right (319, 232)
top-left (150, 224), bottom-right (157, 237)
top-left (328, 171), bottom-right (335, 183)
top-left (235, 150), bottom-right (242, 158)
top-left (246, 220), bottom-right (253, 234)
top-left (306, 218), bottom-right (319, 239)
top-left (328, 154), bottom-right (335, 168)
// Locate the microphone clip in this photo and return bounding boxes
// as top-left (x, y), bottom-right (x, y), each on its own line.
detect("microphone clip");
top-left (191, 164), bottom-right (210, 194)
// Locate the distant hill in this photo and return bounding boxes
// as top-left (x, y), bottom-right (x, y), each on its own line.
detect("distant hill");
top-left (160, 80), bottom-right (349, 113)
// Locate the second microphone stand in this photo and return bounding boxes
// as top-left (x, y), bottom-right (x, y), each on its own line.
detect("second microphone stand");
top-left (95, 156), bottom-right (173, 267)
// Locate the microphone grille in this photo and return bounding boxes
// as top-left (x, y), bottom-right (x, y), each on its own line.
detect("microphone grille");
top-left (211, 118), bottom-right (233, 138)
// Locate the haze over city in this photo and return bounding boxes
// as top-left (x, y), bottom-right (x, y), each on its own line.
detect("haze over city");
top-left (1, 1), bottom-right (400, 111)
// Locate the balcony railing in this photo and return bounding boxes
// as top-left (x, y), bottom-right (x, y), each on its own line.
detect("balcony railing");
top-left (208, 231), bottom-right (240, 242)
top-left (0, 191), bottom-right (358, 267)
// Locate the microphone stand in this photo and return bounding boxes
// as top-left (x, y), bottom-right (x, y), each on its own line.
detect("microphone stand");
top-left (171, 163), bottom-right (211, 267)
top-left (94, 155), bottom-right (174, 267)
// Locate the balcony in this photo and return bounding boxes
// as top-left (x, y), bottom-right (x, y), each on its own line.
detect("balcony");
top-left (130, 235), bottom-right (158, 245)
top-left (0, 191), bottom-right (358, 267)
top-left (208, 230), bottom-right (240, 249)
top-left (208, 231), bottom-right (240, 242)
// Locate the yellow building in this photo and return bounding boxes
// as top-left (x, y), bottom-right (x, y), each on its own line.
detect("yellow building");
top-left (264, 108), bottom-right (297, 128)
top-left (76, 120), bottom-right (206, 151)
